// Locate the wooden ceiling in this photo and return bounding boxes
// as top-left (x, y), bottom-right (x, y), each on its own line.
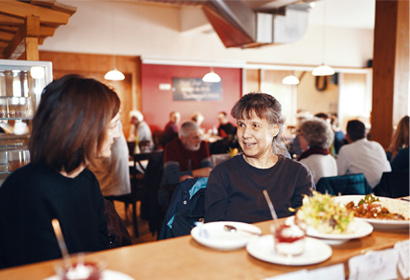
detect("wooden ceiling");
top-left (0, 0), bottom-right (76, 60)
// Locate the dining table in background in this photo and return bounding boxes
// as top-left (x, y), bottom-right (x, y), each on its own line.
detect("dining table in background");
top-left (0, 219), bottom-right (408, 280)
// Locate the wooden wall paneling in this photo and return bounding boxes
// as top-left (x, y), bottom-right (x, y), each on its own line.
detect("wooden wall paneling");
top-left (243, 68), bottom-right (261, 94)
top-left (39, 51), bottom-right (140, 140)
top-left (372, 0), bottom-right (409, 148)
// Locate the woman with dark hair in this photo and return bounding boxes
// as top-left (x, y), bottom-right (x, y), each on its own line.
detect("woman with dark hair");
top-left (0, 75), bottom-right (121, 268)
top-left (204, 93), bottom-right (314, 223)
top-left (297, 117), bottom-right (337, 184)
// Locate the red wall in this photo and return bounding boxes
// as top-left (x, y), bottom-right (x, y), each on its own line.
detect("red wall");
top-left (141, 64), bottom-right (242, 133)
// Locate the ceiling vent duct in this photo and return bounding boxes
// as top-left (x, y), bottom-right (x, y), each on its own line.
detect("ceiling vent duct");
top-left (202, 0), bottom-right (310, 48)
top-left (140, 0), bottom-right (313, 48)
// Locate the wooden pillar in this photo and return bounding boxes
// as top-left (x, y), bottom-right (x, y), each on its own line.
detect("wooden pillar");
top-left (24, 16), bottom-right (40, 61)
top-left (371, 0), bottom-right (409, 148)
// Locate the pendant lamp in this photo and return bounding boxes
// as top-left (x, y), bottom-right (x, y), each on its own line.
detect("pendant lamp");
top-left (202, 68), bottom-right (221, 83)
top-left (104, 4), bottom-right (125, 81)
top-left (312, 1), bottom-right (335, 77)
top-left (282, 74), bottom-right (299, 85)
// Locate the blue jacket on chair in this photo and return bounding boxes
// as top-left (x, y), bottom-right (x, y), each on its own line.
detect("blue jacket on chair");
top-left (158, 177), bottom-right (208, 240)
top-left (316, 173), bottom-right (373, 196)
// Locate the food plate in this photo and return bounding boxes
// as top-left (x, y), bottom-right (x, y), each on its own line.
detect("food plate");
top-left (191, 221), bottom-right (262, 251)
top-left (246, 235), bottom-right (332, 266)
top-left (332, 195), bottom-right (410, 229)
top-left (306, 218), bottom-right (373, 245)
top-left (287, 216), bottom-right (373, 245)
top-left (43, 269), bottom-right (134, 280)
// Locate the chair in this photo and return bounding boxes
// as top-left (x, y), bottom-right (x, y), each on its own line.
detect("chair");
top-left (210, 153), bottom-right (231, 168)
top-left (111, 163), bottom-right (145, 238)
top-left (315, 173), bottom-right (373, 196)
top-left (112, 150), bottom-right (163, 237)
top-left (373, 170), bottom-right (409, 198)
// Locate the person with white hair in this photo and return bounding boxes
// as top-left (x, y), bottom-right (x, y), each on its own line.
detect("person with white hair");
top-left (159, 121), bottom-right (212, 208)
top-left (162, 121), bottom-right (212, 185)
top-left (128, 110), bottom-right (153, 151)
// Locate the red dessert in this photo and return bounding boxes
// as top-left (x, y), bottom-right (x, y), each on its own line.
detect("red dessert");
top-left (60, 262), bottom-right (102, 280)
top-left (274, 224), bottom-right (306, 256)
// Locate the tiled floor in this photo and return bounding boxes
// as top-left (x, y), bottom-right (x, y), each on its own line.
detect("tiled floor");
top-left (113, 201), bottom-right (158, 245)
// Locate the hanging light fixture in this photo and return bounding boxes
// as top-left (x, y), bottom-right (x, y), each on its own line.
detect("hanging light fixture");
top-left (202, 68), bottom-right (221, 83)
top-left (104, 56), bottom-right (125, 81)
top-left (312, 1), bottom-right (335, 76)
top-left (104, 3), bottom-right (125, 81)
top-left (282, 73), bottom-right (299, 85)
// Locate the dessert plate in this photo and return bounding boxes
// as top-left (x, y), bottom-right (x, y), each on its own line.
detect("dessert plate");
top-left (333, 195), bottom-right (410, 229)
top-left (43, 269), bottom-right (134, 280)
top-left (246, 235), bottom-right (332, 266)
top-left (191, 221), bottom-right (262, 251)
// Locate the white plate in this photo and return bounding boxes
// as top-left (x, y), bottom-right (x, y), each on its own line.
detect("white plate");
top-left (332, 195), bottom-right (410, 229)
top-left (246, 235), bottom-right (332, 266)
top-left (191, 221), bottom-right (262, 251)
top-left (288, 216), bottom-right (373, 245)
top-left (43, 269), bottom-right (134, 280)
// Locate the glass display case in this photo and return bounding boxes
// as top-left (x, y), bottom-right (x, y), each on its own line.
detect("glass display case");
top-left (0, 59), bottom-right (52, 184)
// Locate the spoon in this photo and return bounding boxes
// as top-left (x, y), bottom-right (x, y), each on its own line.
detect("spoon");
top-left (223, 225), bottom-right (261, 236)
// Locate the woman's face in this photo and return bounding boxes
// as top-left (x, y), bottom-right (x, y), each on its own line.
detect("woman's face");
top-left (98, 113), bottom-right (121, 158)
top-left (236, 110), bottom-right (278, 159)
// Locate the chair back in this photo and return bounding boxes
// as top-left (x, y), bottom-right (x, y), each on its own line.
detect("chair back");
top-left (316, 173), bottom-right (373, 195)
top-left (159, 177), bottom-right (208, 240)
top-left (373, 170), bottom-right (409, 198)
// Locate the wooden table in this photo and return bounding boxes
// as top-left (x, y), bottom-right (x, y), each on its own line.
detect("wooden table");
top-left (0, 220), bottom-right (408, 280)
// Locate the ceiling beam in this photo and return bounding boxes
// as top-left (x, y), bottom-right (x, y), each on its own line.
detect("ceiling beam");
top-left (0, 0), bottom-right (70, 25)
top-left (3, 15), bottom-right (40, 60)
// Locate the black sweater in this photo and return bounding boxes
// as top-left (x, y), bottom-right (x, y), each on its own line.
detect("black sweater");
top-left (0, 163), bottom-right (108, 268)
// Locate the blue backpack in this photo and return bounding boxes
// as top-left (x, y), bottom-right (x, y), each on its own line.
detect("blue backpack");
top-left (158, 177), bottom-right (208, 240)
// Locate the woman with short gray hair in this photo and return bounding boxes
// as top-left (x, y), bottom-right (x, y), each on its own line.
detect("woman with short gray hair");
top-left (297, 117), bottom-right (337, 184)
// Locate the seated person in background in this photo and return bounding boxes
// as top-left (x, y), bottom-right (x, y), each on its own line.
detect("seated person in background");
top-left (297, 117), bottom-right (337, 184)
top-left (89, 121), bottom-right (131, 200)
top-left (288, 110), bottom-right (312, 158)
top-left (217, 111), bottom-right (236, 138)
top-left (128, 110), bottom-right (153, 152)
top-left (0, 75), bottom-right (119, 268)
top-left (88, 121), bottom-right (132, 248)
top-left (205, 93), bottom-right (314, 224)
top-left (162, 121), bottom-right (212, 186)
top-left (330, 113), bottom-right (346, 154)
top-left (337, 120), bottom-right (391, 188)
top-left (162, 111), bottom-right (180, 148)
top-left (160, 121), bottom-right (212, 208)
top-left (191, 111), bottom-right (205, 137)
top-left (386, 115), bottom-right (409, 171)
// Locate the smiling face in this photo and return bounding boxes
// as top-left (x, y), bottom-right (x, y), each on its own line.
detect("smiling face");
top-left (237, 110), bottom-right (278, 161)
top-left (98, 113), bottom-right (121, 158)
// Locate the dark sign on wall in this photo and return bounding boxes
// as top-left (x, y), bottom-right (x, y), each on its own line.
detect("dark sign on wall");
top-left (172, 78), bottom-right (222, 101)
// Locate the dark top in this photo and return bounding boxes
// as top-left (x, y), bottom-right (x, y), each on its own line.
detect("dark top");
top-left (391, 147), bottom-right (409, 172)
top-left (204, 155), bottom-right (314, 223)
top-left (0, 163), bottom-right (109, 268)
top-left (162, 138), bottom-right (211, 185)
top-left (162, 121), bottom-right (179, 148)
top-left (333, 130), bottom-right (346, 154)
top-left (218, 122), bottom-right (237, 138)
